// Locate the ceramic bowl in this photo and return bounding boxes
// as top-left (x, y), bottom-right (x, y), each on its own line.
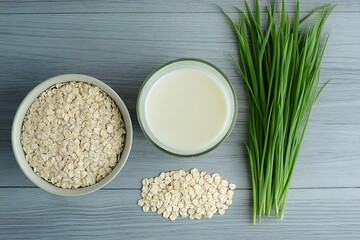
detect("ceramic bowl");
top-left (11, 74), bottom-right (133, 196)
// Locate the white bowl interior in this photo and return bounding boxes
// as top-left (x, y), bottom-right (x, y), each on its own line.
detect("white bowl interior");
top-left (11, 74), bottom-right (133, 196)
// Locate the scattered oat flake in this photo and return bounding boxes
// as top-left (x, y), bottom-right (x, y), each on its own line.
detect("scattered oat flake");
top-left (138, 169), bottom-right (236, 221)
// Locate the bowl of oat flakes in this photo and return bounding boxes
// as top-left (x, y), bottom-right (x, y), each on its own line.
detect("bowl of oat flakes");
top-left (11, 74), bottom-right (133, 196)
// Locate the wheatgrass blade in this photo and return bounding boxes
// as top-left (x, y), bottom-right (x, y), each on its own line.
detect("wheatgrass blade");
top-left (221, 0), bottom-right (334, 223)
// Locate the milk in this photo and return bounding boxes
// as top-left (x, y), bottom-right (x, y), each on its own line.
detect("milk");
top-left (137, 60), bottom-right (237, 156)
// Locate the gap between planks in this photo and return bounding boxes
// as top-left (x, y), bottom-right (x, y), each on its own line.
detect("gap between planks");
top-left (1, 10), bottom-right (359, 15)
top-left (0, 186), bottom-right (359, 190)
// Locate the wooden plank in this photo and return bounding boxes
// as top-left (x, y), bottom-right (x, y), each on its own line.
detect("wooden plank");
top-left (0, 12), bottom-right (358, 82)
top-left (0, 188), bottom-right (359, 239)
top-left (0, 0), bottom-right (355, 14)
top-left (0, 11), bottom-right (358, 45)
top-left (0, 0), bottom-right (358, 14)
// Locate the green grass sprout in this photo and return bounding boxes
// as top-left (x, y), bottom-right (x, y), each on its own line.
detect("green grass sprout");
top-left (221, 0), bottom-right (335, 223)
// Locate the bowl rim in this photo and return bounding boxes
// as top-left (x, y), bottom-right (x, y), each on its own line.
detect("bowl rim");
top-left (11, 74), bottom-right (133, 196)
top-left (136, 58), bottom-right (238, 157)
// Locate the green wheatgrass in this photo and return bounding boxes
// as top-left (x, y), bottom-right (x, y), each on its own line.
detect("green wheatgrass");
top-left (221, 0), bottom-right (335, 223)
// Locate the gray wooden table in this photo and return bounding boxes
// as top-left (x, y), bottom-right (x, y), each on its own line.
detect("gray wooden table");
top-left (1, 0), bottom-right (359, 239)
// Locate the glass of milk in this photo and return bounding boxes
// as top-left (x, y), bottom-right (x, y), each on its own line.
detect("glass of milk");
top-left (137, 58), bottom-right (237, 156)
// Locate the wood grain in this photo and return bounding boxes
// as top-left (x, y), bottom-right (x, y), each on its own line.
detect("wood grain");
top-left (0, 0), bottom-right (359, 239)
top-left (1, 0), bottom-right (359, 13)
top-left (0, 188), bottom-right (359, 240)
